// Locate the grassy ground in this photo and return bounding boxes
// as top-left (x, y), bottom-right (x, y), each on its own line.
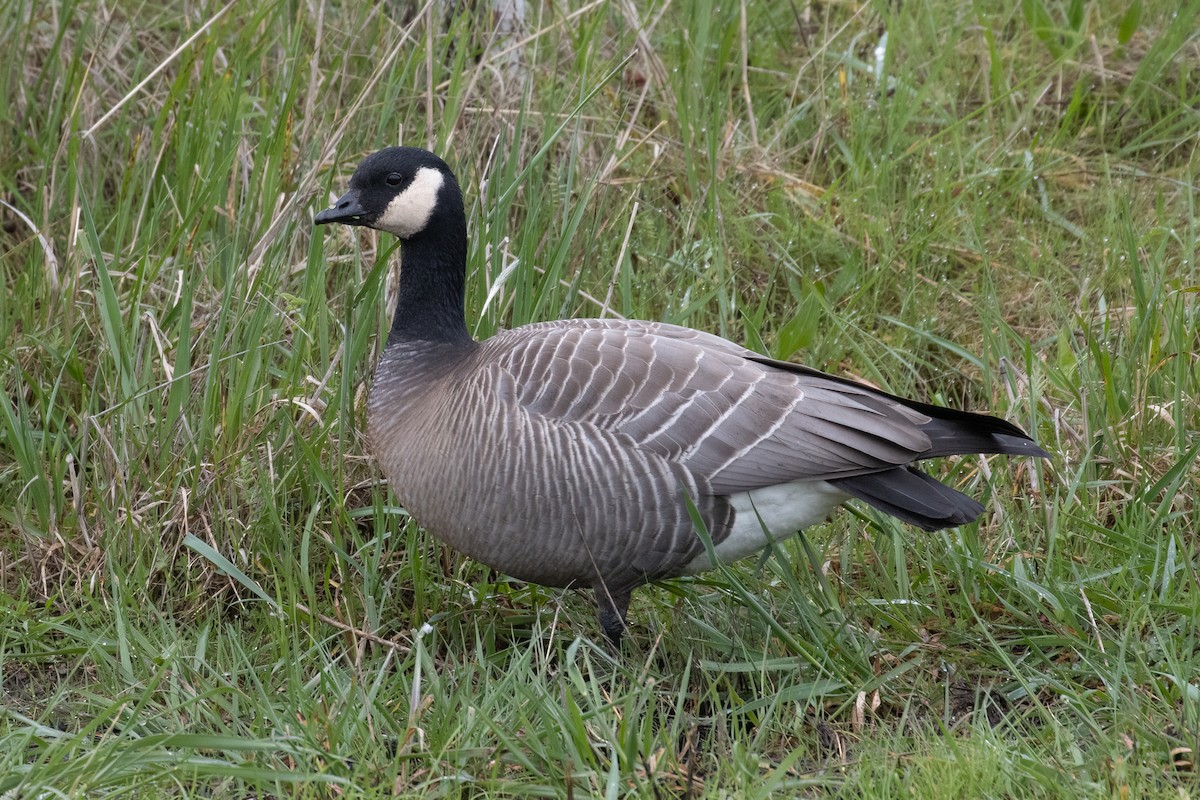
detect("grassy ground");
top-left (2, 0), bottom-right (1198, 796)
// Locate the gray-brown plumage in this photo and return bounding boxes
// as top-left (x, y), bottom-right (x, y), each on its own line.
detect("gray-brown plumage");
top-left (315, 147), bottom-right (1048, 646)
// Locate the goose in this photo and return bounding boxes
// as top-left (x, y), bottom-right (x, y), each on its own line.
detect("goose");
top-left (314, 146), bottom-right (1048, 646)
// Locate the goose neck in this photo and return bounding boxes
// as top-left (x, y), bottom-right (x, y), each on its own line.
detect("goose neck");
top-left (388, 226), bottom-right (471, 346)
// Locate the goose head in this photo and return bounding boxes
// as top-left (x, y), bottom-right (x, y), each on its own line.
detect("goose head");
top-left (314, 146), bottom-right (460, 240)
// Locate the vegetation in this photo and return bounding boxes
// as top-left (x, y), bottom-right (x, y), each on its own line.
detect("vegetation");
top-left (2, 0), bottom-right (1198, 796)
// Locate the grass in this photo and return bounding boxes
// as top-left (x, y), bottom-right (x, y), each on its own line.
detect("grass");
top-left (1, 0), bottom-right (1198, 796)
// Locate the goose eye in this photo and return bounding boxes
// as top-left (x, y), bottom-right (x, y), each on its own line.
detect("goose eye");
top-left (386, 173), bottom-right (404, 186)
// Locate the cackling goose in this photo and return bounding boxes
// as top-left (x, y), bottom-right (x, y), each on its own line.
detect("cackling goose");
top-left (314, 146), bottom-right (1049, 646)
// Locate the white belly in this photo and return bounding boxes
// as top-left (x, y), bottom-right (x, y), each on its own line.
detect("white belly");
top-left (682, 481), bottom-right (848, 573)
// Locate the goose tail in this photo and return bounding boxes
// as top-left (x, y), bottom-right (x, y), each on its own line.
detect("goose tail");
top-left (830, 409), bottom-right (1047, 531)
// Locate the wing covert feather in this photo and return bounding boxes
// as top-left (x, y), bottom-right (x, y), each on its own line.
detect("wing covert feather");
top-left (483, 320), bottom-right (938, 494)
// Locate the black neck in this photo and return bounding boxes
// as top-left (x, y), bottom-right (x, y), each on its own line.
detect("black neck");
top-left (387, 201), bottom-right (473, 347)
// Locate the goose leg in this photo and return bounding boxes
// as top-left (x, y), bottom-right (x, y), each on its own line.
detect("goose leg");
top-left (595, 585), bottom-right (632, 648)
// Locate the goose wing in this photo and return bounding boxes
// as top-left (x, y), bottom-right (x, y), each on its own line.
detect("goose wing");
top-left (488, 319), bottom-right (936, 494)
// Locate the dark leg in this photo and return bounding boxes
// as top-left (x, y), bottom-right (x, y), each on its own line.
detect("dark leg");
top-left (595, 585), bottom-right (632, 648)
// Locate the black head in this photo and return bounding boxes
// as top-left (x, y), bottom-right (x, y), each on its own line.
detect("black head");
top-left (314, 147), bottom-right (460, 239)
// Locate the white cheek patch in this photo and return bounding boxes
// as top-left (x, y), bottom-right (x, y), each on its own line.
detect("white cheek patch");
top-left (376, 166), bottom-right (445, 237)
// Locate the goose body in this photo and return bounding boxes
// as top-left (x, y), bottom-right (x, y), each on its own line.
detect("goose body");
top-left (315, 147), bottom-right (1048, 645)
